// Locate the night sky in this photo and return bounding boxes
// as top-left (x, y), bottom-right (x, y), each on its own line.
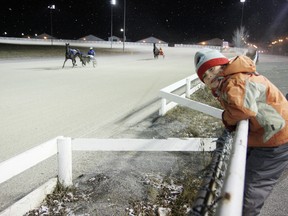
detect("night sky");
top-left (1, 0), bottom-right (288, 44)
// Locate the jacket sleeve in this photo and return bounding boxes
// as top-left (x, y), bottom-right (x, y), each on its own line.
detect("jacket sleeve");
top-left (221, 78), bottom-right (257, 127)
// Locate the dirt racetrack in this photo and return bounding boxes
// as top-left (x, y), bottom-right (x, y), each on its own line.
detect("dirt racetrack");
top-left (0, 45), bottom-right (288, 215)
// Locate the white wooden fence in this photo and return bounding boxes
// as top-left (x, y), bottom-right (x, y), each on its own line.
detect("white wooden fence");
top-left (0, 138), bottom-right (216, 187)
top-left (0, 137), bottom-right (215, 215)
top-left (158, 73), bottom-right (249, 215)
top-left (159, 74), bottom-right (223, 119)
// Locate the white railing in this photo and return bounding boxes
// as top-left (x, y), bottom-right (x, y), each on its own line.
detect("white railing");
top-left (0, 136), bottom-right (60, 185)
top-left (0, 137), bottom-right (215, 215)
top-left (0, 138), bottom-right (215, 187)
top-left (159, 75), bottom-right (249, 216)
top-left (0, 37), bottom-right (168, 48)
top-left (216, 120), bottom-right (249, 216)
top-left (159, 74), bottom-right (223, 119)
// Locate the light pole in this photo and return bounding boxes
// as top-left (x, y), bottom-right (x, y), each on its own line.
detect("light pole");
top-left (240, 0), bottom-right (245, 27)
top-left (110, 0), bottom-right (116, 48)
top-left (123, 0), bottom-right (126, 52)
top-left (48, 5), bottom-right (55, 45)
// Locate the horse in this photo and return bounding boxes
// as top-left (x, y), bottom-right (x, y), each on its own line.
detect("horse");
top-left (62, 43), bottom-right (85, 68)
top-left (153, 43), bottom-right (165, 59)
top-left (153, 43), bottom-right (160, 59)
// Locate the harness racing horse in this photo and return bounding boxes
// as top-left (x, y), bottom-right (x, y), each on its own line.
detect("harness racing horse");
top-left (62, 43), bottom-right (84, 68)
top-left (153, 43), bottom-right (160, 59)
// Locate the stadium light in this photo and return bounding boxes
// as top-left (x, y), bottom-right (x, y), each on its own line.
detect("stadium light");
top-left (48, 5), bottom-right (55, 45)
top-left (123, 0), bottom-right (126, 52)
top-left (240, 0), bottom-right (245, 27)
top-left (110, 0), bottom-right (116, 48)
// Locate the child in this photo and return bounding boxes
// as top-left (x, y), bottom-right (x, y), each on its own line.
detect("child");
top-left (194, 48), bottom-right (288, 216)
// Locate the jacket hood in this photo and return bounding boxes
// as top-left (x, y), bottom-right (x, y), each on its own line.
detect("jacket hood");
top-left (218, 55), bottom-right (256, 78)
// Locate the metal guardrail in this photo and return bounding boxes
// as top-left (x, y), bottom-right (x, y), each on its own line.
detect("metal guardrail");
top-left (189, 120), bottom-right (248, 216)
top-left (190, 130), bottom-right (233, 216)
top-left (216, 120), bottom-right (248, 216)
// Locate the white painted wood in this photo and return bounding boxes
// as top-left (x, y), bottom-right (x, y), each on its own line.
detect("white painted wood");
top-left (159, 98), bottom-right (167, 116)
top-left (158, 74), bottom-right (211, 116)
top-left (0, 178), bottom-right (57, 216)
top-left (0, 137), bottom-right (59, 184)
top-left (160, 74), bottom-right (198, 93)
top-left (188, 83), bottom-right (203, 95)
top-left (186, 77), bottom-right (191, 97)
top-left (159, 91), bottom-right (223, 119)
top-left (57, 137), bottom-right (73, 187)
top-left (159, 92), bottom-right (186, 116)
top-left (72, 138), bottom-right (216, 152)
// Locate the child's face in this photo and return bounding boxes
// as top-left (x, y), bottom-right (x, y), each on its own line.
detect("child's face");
top-left (202, 65), bottom-right (224, 89)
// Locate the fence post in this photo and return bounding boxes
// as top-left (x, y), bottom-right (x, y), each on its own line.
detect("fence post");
top-left (57, 137), bottom-right (73, 187)
top-left (159, 98), bottom-right (167, 116)
top-left (186, 77), bottom-right (191, 98)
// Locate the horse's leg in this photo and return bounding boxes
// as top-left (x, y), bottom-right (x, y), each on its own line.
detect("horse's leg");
top-left (72, 57), bottom-right (77, 67)
top-left (62, 58), bottom-right (67, 68)
top-left (79, 55), bottom-right (85, 67)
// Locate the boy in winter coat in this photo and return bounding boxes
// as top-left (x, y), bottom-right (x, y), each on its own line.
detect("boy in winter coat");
top-left (194, 48), bottom-right (288, 216)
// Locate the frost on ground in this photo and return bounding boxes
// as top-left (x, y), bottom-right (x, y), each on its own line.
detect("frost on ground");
top-left (25, 87), bottom-right (224, 216)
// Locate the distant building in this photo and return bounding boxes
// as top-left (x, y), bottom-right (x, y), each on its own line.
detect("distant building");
top-left (35, 33), bottom-right (56, 40)
top-left (137, 36), bottom-right (167, 44)
top-left (78, 34), bottom-right (104, 41)
top-left (197, 38), bottom-right (227, 46)
top-left (108, 36), bottom-right (121, 42)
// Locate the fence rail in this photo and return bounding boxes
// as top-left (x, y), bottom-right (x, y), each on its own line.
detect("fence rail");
top-left (0, 137), bottom-right (215, 215)
top-left (0, 137), bottom-right (60, 185)
top-left (216, 120), bottom-right (248, 215)
top-left (159, 74), bottom-right (223, 119)
top-left (158, 74), bottom-right (249, 215)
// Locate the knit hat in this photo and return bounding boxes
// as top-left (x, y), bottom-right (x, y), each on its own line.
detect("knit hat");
top-left (194, 48), bottom-right (229, 82)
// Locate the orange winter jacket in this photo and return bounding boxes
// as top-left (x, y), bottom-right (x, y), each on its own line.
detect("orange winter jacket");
top-left (217, 55), bottom-right (288, 147)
